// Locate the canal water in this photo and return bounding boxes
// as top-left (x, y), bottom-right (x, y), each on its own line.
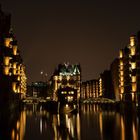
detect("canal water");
top-left (0, 104), bottom-right (140, 140)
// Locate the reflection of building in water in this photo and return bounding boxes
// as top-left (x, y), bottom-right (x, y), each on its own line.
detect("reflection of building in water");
top-left (120, 113), bottom-right (138, 140)
top-left (81, 104), bottom-right (101, 114)
top-left (52, 113), bottom-right (81, 140)
top-left (50, 63), bottom-right (81, 102)
top-left (80, 104), bottom-right (139, 140)
top-left (11, 111), bottom-right (26, 140)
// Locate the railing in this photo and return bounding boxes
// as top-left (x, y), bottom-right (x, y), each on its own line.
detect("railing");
top-left (22, 97), bottom-right (47, 104)
top-left (81, 98), bottom-right (116, 104)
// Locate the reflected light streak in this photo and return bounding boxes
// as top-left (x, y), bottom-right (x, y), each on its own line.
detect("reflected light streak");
top-left (11, 129), bottom-right (15, 140)
top-left (77, 113), bottom-right (81, 140)
top-left (52, 115), bottom-right (58, 140)
top-left (40, 118), bottom-right (43, 134)
top-left (132, 122), bottom-right (137, 140)
top-left (99, 112), bottom-right (103, 140)
top-left (20, 111), bottom-right (26, 140)
top-left (121, 116), bottom-right (125, 140)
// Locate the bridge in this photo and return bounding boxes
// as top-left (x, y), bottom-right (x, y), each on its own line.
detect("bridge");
top-left (81, 98), bottom-right (116, 104)
top-left (22, 96), bottom-right (47, 104)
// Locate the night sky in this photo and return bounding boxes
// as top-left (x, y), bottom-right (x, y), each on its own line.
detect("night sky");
top-left (1, 0), bottom-right (140, 83)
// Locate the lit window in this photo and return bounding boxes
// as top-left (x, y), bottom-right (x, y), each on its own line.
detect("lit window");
top-left (120, 87), bottom-right (124, 94)
top-left (12, 82), bottom-right (17, 93)
top-left (4, 57), bottom-right (10, 66)
top-left (120, 65), bottom-right (123, 70)
top-left (120, 60), bottom-right (123, 66)
top-left (131, 62), bottom-right (136, 69)
top-left (13, 45), bottom-right (17, 55)
top-left (120, 77), bottom-right (123, 82)
top-left (119, 50), bottom-right (123, 58)
top-left (130, 36), bottom-right (135, 46)
top-left (13, 69), bottom-right (16, 75)
top-left (61, 91), bottom-right (67, 94)
top-left (132, 83), bottom-right (136, 92)
top-left (69, 91), bottom-right (74, 94)
top-left (4, 67), bottom-right (10, 75)
top-left (4, 38), bottom-right (12, 47)
top-left (132, 76), bottom-right (136, 82)
top-left (120, 82), bottom-right (124, 86)
top-left (130, 47), bottom-right (135, 56)
top-left (120, 71), bottom-right (123, 76)
top-left (13, 63), bottom-right (17, 69)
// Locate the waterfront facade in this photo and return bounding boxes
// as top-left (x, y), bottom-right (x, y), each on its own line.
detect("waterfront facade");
top-left (110, 58), bottom-right (120, 101)
top-left (99, 70), bottom-right (114, 99)
top-left (51, 63), bottom-right (81, 102)
top-left (0, 6), bottom-right (27, 105)
top-left (118, 33), bottom-right (140, 103)
top-left (81, 80), bottom-right (99, 99)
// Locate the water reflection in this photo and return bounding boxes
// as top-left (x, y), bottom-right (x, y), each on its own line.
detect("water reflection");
top-left (80, 104), bottom-right (139, 140)
top-left (0, 104), bottom-right (140, 140)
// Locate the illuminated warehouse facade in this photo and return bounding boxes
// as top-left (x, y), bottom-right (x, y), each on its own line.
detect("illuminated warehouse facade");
top-left (98, 70), bottom-right (114, 99)
top-left (119, 32), bottom-right (140, 103)
top-left (51, 63), bottom-right (81, 101)
top-left (81, 80), bottom-right (99, 99)
top-left (0, 6), bottom-right (27, 104)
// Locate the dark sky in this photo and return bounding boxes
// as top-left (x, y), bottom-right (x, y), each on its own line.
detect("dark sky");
top-left (1, 0), bottom-right (140, 83)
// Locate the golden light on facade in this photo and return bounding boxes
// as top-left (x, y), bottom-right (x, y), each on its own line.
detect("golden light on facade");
top-left (54, 76), bottom-right (58, 81)
top-left (18, 65), bottom-right (21, 71)
top-left (120, 60), bottom-right (123, 66)
top-left (132, 83), bottom-right (136, 92)
top-left (12, 82), bottom-right (17, 93)
top-left (130, 36), bottom-right (135, 46)
top-left (4, 38), bottom-right (13, 47)
top-left (17, 86), bottom-right (20, 93)
top-left (120, 77), bottom-right (123, 82)
top-left (66, 75), bottom-right (70, 80)
top-left (120, 94), bottom-right (123, 101)
top-left (120, 65), bottom-right (123, 70)
top-left (130, 47), bottom-right (136, 56)
top-left (119, 50), bottom-right (123, 58)
top-left (13, 62), bottom-right (17, 69)
top-left (120, 82), bottom-right (124, 86)
top-left (120, 87), bottom-right (124, 94)
top-left (132, 76), bottom-right (136, 83)
top-left (17, 76), bottom-right (20, 81)
top-left (4, 66), bottom-right (10, 75)
top-left (120, 71), bottom-right (123, 76)
top-left (58, 75), bottom-right (62, 81)
top-left (131, 62), bottom-right (136, 69)
top-left (13, 45), bottom-right (17, 55)
top-left (4, 57), bottom-right (10, 66)
top-left (13, 69), bottom-right (16, 75)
